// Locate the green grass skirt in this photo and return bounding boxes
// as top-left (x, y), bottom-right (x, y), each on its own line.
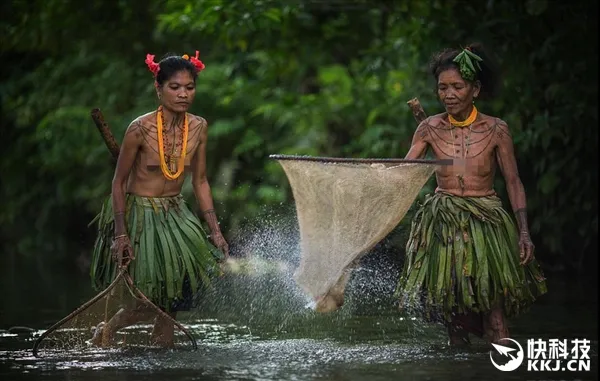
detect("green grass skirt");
top-left (396, 192), bottom-right (547, 322)
top-left (90, 194), bottom-right (223, 312)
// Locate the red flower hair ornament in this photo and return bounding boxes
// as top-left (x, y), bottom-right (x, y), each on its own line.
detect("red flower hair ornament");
top-left (188, 51), bottom-right (206, 72)
top-left (145, 51), bottom-right (206, 77)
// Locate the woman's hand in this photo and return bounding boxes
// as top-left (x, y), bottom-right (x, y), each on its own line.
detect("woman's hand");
top-left (210, 232), bottom-right (230, 260)
top-left (111, 235), bottom-right (134, 268)
top-left (518, 231), bottom-right (535, 265)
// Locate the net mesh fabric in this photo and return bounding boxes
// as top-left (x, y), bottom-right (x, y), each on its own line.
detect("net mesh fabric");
top-left (33, 272), bottom-right (194, 355)
top-left (277, 159), bottom-right (436, 307)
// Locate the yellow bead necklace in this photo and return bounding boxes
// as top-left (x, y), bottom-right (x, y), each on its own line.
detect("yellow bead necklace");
top-left (448, 105), bottom-right (478, 127)
top-left (157, 106), bottom-right (188, 181)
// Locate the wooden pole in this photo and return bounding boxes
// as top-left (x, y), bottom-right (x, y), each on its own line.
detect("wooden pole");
top-left (406, 97), bottom-right (428, 124)
top-left (90, 108), bottom-right (120, 160)
top-left (269, 97), bottom-right (448, 165)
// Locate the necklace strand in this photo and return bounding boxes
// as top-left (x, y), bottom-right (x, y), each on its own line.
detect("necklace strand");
top-left (449, 105), bottom-right (478, 127)
top-left (157, 106), bottom-right (188, 180)
top-left (450, 124), bottom-right (474, 158)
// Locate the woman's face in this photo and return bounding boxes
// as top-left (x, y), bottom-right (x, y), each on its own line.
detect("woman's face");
top-left (157, 70), bottom-right (196, 113)
top-left (437, 68), bottom-right (480, 118)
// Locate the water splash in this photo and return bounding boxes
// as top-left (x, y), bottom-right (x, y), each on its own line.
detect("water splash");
top-left (187, 204), bottom-right (434, 345)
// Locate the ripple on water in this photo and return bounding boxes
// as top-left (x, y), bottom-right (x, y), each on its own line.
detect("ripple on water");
top-left (1, 222), bottom-right (597, 381)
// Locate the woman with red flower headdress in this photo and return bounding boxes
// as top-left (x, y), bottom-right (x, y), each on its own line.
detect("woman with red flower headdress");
top-left (89, 51), bottom-right (228, 348)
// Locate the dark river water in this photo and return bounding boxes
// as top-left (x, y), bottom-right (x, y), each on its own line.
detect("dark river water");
top-left (0, 252), bottom-right (597, 381)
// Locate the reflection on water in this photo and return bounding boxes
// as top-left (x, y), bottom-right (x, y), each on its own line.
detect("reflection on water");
top-left (1, 316), bottom-right (597, 381)
top-left (0, 248), bottom-right (598, 380)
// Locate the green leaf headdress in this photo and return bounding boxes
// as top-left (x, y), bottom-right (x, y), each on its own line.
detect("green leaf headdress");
top-left (452, 47), bottom-right (483, 81)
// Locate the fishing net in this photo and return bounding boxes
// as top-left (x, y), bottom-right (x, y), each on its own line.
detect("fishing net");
top-left (274, 156), bottom-right (439, 312)
top-left (32, 268), bottom-right (198, 356)
top-left (32, 255), bottom-right (294, 356)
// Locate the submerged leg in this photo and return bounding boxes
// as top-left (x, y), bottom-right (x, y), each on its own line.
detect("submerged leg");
top-left (91, 306), bottom-right (155, 347)
top-left (447, 323), bottom-right (470, 346)
top-left (315, 261), bottom-right (358, 313)
top-left (447, 311), bottom-right (484, 346)
top-left (150, 311), bottom-right (177, 348)
top-left (483, 306), bottom-right (509, 344)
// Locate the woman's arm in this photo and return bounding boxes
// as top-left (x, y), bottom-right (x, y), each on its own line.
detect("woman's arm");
top-left (404, 120), bottom-right (430, 159)
top-left (110, 120), bottom-right (143, 267)
top-left (111, 120), bottom-right (143, 236)
top-left (494, 119), bottom-right (534, 265)
top-left (191, 117), bottom-right (229, 258)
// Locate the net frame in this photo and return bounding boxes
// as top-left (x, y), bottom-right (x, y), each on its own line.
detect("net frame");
top-left (32, 267), bottom-right (198, 357)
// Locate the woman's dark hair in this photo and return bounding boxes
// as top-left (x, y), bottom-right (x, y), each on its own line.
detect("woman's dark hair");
top-left (155, 53), bottom-right (198, 86)
top-left (429, 43), bottom-right (500, 100)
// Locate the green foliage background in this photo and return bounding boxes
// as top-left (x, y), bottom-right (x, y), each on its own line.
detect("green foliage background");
top-left (0, 0), bottom-right (597, 275)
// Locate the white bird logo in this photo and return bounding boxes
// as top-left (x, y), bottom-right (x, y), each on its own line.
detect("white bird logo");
top-left (489, 338), bottom-right (524, 371)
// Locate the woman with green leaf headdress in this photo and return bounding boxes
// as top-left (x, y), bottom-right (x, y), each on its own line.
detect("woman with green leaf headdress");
top-left (397, 43), bottom-right (547, 345)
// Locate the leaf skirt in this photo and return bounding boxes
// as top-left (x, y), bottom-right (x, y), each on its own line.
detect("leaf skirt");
top-left (89, 194), bottom-right (223, 312)
top-left (396, 192), bottom-right (547, 322)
